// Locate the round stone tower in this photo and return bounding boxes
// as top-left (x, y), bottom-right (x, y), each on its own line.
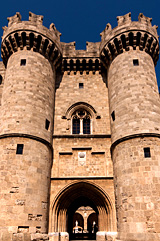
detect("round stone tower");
top-left (0, 12), bottom-right (62, 239)
top-left (100, 13), bottom-right (160, 241)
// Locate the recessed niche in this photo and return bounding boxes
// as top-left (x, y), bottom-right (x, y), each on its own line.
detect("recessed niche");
top-left (144, 147), bottom-right (151, 158)
top-left (20, 59), bottom-right (26, 66)
top-left (79, 83), bottom-right (84, 89)
top-left (133, 59), bottom-right (139, 66)
top-left (0, 75), bottom-right (2, 85)
top-left (16, 144), bottom-right (24, 155)
top-left (45, 119), bottom-right (50, 130)
top-left (111, 111), bottom-right (115, 121)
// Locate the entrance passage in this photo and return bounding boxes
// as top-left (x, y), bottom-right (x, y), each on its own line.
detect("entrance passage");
top-left (69, 200), bottom-right (98, 240)
top-left (51, 181), bottom-right (115, 240)
top-left (72, 206), bottom-right (98, 239)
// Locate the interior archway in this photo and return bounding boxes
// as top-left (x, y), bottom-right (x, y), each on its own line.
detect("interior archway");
top-left (73, 212), bottom-right (84, 230)
top-left (87, 213), bottom-right (98, 233)
top-left (51, 181), bottom-right (115, 239)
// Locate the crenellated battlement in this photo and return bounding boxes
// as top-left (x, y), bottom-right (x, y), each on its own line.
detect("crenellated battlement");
top-left (29, 11), bottom-right (43, 25)
top-left (117, 12), bottom-right (132, 26)
top-left (1, 12), bottom-right (62, 67)
top-left (7, 12), bottom-right (22, 27)
top-left (61, 41), bottom-right (102, 74)
top-left (100, 13), bottom-right (159, 67)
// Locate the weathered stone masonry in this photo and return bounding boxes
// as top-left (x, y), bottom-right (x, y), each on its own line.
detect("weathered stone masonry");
top-left (0, 11), bottom-right (160, 241)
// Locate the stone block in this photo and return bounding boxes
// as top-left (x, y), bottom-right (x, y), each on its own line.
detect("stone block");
top-left (12, 233), bottom-right (24, 241)
top-left (96, 231), bottom-right (106, 241)
top-left (8, 226), bottom-right (18, 233)
top-left (59, 232), bottom-right (69, 241)
top-left (2, 232), bottom-right (12, 241)
top-left (48, 232), bottom-right (59, 241)
top-left (24, 233), bottom-right (31, 241)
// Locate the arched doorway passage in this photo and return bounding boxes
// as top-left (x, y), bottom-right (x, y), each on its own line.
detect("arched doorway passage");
top-left (51, 181), bottom-right (115, 240)
top-left (87, 213), bottom-right (98, 234)
top-left (73, 212), bottom-right (84, 231)
top-left (67, 196), bottom-right (98, 240)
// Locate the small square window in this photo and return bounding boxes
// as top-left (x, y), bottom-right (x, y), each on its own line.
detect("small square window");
top-left (16, 144), bottom-right (24, 155)
top-left (111, 111), bottom-right (115, 121)
top-left (45, 119), bottom-right (50, 130)
top-left (79, 83), bottom-right (84, 89)
top-left (133, 59), bottom-right (139, 66)
top-left (20, 59), bottom-right (26, 66)
top-left (144, 147), bottom-right (151, 158)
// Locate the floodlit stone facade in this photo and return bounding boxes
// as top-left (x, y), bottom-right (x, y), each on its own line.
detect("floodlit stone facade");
top-left (0, 11), bottom-right (160, 241)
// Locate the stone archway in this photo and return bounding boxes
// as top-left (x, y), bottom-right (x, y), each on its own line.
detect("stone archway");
top-left (73, 212), bottom-right (84, 230)
top-left (50, 181), bottom-right (115, 240)
top-left (87, 213), bottom-right (98, 234)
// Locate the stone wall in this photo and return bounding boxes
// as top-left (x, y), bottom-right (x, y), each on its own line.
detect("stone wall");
top-left (52, 137), bottom-right (112, 177)
top-left (112, 136), bottom-right (160, 241)
top-left (54, 71), bottom-right (110, 135)
top-left (0, 137), bottom-right (52, 236)
top-left (0, 50), bottom-right (55, 144)
top-left (1, 11), bottom-right (160, 241)
top-left (108, 50), bottom-right (160, 144)
top-left (0, 62), bottom-right (5, 106)
top-left (49, 179), bottom-right (116, 233)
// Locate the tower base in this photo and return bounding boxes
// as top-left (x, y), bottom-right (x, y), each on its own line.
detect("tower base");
top-left (116, 232), bottom-right (160, 241)
top-left (1, 232), bottom-right (49, 241)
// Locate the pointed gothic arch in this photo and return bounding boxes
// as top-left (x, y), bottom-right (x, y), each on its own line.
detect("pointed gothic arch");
top-left (50, 181), bottom-right (116, 236)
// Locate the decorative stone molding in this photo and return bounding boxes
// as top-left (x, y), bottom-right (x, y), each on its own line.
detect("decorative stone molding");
top-left (100, 13), bottom-right (159, 67)
top-left (61, 57), bottom-right (102, 74)
top-left (64, 102), bottom-right (98, 120)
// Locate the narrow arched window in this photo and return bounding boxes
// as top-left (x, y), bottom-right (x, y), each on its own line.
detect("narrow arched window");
top-left (72, 109), bottom-right (91, 134)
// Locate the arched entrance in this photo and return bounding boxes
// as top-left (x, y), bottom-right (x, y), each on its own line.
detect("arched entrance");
top-left (51, 181), bottom-right (115, 240)
top-left (67, 197), bottom-right (98, 240)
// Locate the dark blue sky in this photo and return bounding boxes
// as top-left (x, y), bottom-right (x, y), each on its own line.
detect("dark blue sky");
top-left (0, 0), bottom-right (160, 87)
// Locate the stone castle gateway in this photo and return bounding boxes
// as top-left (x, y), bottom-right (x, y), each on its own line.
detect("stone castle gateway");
top-left (0, 11), bottom-right (160, 241)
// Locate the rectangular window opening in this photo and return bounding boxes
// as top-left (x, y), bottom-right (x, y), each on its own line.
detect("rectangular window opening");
top-left (20, 59), bottom-right (26, 66)
top-left (72, 118), bottom-right (80, 134)
top-left (83, 119), bottom-right (90, 134)
top-left (144, 147), bottom-right (151, 158)
top-left (111, 111), bottom-right (115, 121)
top-left (133, 59), bottom-right (139, 66)
top-left (16, 144), bottom-right (24, 155)
top-left (45, 119), bottom-right (50, 130)
top-left (79, 83), bottom-right (84, 89)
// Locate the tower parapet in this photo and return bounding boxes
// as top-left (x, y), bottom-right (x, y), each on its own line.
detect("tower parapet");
top-left (100, 13), bottom-right (159, 67)
top-left (1, 12), bottom-right (62, 67)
